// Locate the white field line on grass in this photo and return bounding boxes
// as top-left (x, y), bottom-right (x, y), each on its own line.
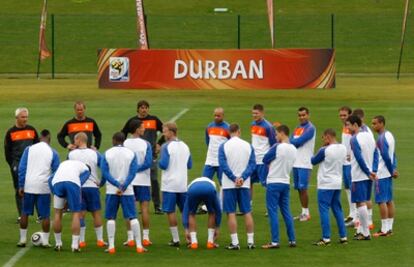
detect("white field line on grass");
top-left (2, 247), bottom-right (29, 267)
top-left (2, 108), bottom-right (190, 267)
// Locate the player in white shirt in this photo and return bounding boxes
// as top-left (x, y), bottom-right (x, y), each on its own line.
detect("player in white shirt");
top-left (371, 115), bottom-right (398, 237)
top-left (68, 132), bottom-right (106, 248)
top-left (50, 159), bottom-right (91, 252)
top-left (311, 129), bottom-right (348, 246)
top-left (101, 132), bottom-right (143, 254)
top-left (353, 108), bottom-right (375, 229)
top-left (338, 106), bottom-right (357, 226)
top-left (290, 107), bottom-right (316, 221)
top-left (346, 115), bottom-right (378, 240)
top-left (123, 120), bottom-right (153, 247)
top-left (182, 177), bottom-right (221, 249)
top-left (261, 125), bottom-right (297, 249)
top-left (219, 123), bottom-right (256, 250)
top-left (159, 122), bottom-right (192, 247)
top-left (17, 129), bottom-right (60, 247)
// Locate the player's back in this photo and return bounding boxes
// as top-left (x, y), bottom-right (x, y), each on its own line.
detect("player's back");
top-left (124, 137), bottom-right (152, 186)
top-left (377, 131), bottom-right (396, 179)
top-left (52, 160), bottom-right (88, 186)
top-left (317, 143), bottom-right (347, 189)
top-left (267, 143), bottom-right (297, 185)
top-left (68, 148), bottom-right (100, 188)
top-left (350, 131), bottom-right (376, 181)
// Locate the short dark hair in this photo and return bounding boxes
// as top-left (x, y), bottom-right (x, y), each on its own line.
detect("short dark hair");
top-left (129, 119), bottom-right (143, 134)
top-left (229, 123), bottom-right (240, 133)
top-left (298, 106), bottom-right (309, 114)
top-left (74, 101), bottom-right (86, 109)
top-left (40, 129), bottom-right (50, 138)
top-left (137, 100), bottom-right (150, 109)
top-left (374, 115), bottom-right (386, 125)
top-left (163, 122), bottom-right (177, 135)
top-left (323, 128), bottom-right (336, 137)
top-left (252, 104), bottom-right (264, 111)
top-left (346, 115), bottom-right (362, 127)
top-left (276, 125), bottom-right (290, 136)
top-left (352, 108), bottom-right (364, 119)
top-left (339, 106), bottom-right (352, 115)
top-left (112, 132), bottom-right (125, 145)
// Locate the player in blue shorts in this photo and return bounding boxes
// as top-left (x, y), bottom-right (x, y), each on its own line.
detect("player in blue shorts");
top-left (182, 177), bottom-right (221, 249)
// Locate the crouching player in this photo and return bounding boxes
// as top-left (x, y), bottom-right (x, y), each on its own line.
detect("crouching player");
top-left (262, 125), bottom-right (297, 249)
top-left (17, 129), bottom-right (60, 247)
top-left (68, 132), bottom-right (106, 248)
top-left (101, 132), bottom-right (144, 254)
top-left (182, 177), bottom-right (221, 249)
top-left (50, 160), bottom-right (91, 252)
top-left (311, 129), bottom-right (348, 246)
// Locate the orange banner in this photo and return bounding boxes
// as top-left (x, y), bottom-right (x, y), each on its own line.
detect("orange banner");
top-left (98, 49), bottom-right (335, 89)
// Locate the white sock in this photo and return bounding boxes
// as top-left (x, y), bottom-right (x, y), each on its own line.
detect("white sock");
top-left (388, 218), bottom-right (394, 231)
top-left (95, 226), bottom-right (103, 241)
top-left (19, 228), bottom-right (27, 243)
top-left (323, 238), bottom-right (331, 242)
top-left (127, 230), bottom-right (133, 241)
top-left (54, 232), bottom-right (62, 246)
top-left (170, 226), bottom-right (179, 243)
top-left (302, 208), bottom-right (309, 216)
top-left (72, 235), bottom-right (80, 249)
top-left (143, 229), bottom-right (150, 241)
top-left (358, 206), bottom-right (370, 236)
top-left (130, 219), bottom-right (142, 248)
top-left (381, 219), bottom-right (387, 233)
top-left (107, 220), bottom-right (116, 249)
top-left (190, 232), bottom-right (197, 244)
top-left (230, 233), bottom-right (239, 246)
top-left (247, 232), bottom-right (254, 244)
top-left (41, 232), bottom-right (50, 245)
top-left (368, 208), bottom-right (373, 225)
top-left (345, 189), bottom-right (356, 217)
top-left (207, 228), bottom-right (215, 243)
top-left (80, 226), bottom-right (86, 242)
top-left (350, 203), bottom-right (357, 218)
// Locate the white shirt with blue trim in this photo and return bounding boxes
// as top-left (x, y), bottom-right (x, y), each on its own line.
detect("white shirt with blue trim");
top-left (263, 142), bottom-right (297, 185)
top-left (124, 137), bottom-right (153, 186)
top-left (68, 148), bottom-right (102, 188)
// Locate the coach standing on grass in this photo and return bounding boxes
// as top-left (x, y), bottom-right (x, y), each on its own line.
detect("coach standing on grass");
top-left (122, 100), bottom-right (164, 214)
top-left (57, 101), bottom-right (102, 151)
top-left (4, 107), bottom-right (39, 222)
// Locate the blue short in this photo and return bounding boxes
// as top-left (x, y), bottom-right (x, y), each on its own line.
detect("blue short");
top-left (162, 192), bottom-right (187, 213)
top-left (351, 180), bottom-right (372, 203)
top-left (187, 181), bottom-right (219, 214)
top-left (105, 194), bottom-right (136, 220)
top-left (202, 165), bottom-right (222, 184)
top-left (22, 193), bottom-right (50, 218)
top-left (343, 165), bottom-right (352, 189)
top-left (81, 187), bottom-right (101, 212)
top-left (375, 178), bottom-right (393, 203)
top-left (222, 188), bottom-right (251, 214)
top-left (251, 164), bottom-right (268, 185)
top-left (293, 168), bottom-right (311, 190)
top-left (133, 186), bottom-right (151, 202)
top-left (53, 181), bottom-right (82, 212)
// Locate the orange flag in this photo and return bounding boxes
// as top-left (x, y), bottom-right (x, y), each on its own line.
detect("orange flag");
top-left (38, 0), bottom-right (51, 60)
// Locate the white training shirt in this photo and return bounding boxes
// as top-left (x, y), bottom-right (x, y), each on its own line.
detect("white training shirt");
top-left (68, 148), bottom-right (101, 188)
top-left (264, 143), bottom-right (297, 185)
top-left (124, 137), bottom-right (152, 186)
top-left (312, 144), bottom-right (347, 190)
top-left (341, 126), bottom-right (352, 166)
top-left (377, 131), bottom-right (396, 179)
top-left (103, 146), bottom-right (136, 195)
top-left (52, 160), bottom-right (89, 187)
top-left (290, 122), bottom-right (316, 169)
top-left (219, 136), bottom-right (255, 189)
top-left (350, 131), bottom-right (378, 182)
top-left (159, 140), bottom-right (192, 193)
top-left (204, 122), bottom-right (230, 166)
top-left (19, 142), bottom-right (59, 194)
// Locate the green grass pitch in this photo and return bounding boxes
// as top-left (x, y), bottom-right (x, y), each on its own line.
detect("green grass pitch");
top-left (0, 76), bottom-right (413, 266)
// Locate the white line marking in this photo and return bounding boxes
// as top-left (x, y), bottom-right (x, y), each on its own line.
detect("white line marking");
top-left (3, 247), bottom-right (29, 267)
top-left (168, 108), bottom-right (189, 122)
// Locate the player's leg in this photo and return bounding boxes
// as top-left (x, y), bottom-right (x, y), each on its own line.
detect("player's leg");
top-left (315, 189), bottom-right (332, 245)
top-left (150, 161), bottom-right (162, 214)
top-left (79, 211), bottom-right (87, 248)
top-left (122, 195), bottom-right (145, 253)
top-left (137, 186), bottom-right (152, 245)
top-left (343, 165), bottom-right (356, 223)
top-left (374, 178), bottom-right (389, 236)
top-left (296, 169), bottom-right (311, 221)
top-left (162, 192), bottom-right (180, 246)
top-left (354, 181), bottom-right (371, 240)
top-left (223, 189), bottom-right (239, 249)
top-left (18, 193), bottom-right (34, 246)
top-left (279, 184), bottom-right (296, 247)
top-left (263, 183), bottom-right (280, 248)
top-left (331, 190), bottom-right (347, 243)
top-left (105, 194), bottom-right (120, 253)
top-left (52, 183), bottom-right (67, 250)
top-left (239, 188), bottom-right (254, 249)
top-left (37, 194), bottom-right (51, 247)
top-left (65, 183), bottom-right (82, 252)
top-left (10, 165), bottom-right (22, 220)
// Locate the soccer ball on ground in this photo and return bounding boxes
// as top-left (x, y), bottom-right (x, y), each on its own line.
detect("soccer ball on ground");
top-left (31, 232), bottom-right (43, 246)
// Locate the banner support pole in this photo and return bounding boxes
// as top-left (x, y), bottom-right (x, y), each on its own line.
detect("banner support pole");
top-left (237, 15), bottom-right (241, 49)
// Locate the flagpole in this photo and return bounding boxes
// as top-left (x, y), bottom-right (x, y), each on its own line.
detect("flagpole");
top-left (397, 0), bottom-right (411, 79)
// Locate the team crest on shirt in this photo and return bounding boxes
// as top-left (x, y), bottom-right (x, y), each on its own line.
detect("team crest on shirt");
top-left (109, 57), bottom-right (129, 82)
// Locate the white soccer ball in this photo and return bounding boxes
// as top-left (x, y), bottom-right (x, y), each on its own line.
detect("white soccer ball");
top-left (31, 232), bottom-right (43, 246)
